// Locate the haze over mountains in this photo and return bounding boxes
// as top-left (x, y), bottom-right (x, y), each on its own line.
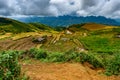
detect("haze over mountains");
top-left (12, 16), bottom-right (120, 27)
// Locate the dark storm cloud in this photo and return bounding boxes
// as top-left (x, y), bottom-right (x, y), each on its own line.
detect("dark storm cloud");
top-left (16, 0), bottom-right (55, 16)
top-left (0, 0), bottom-right (11, 15)
top-left (0, 0), bottom-right (19, 16)
top-left (81, 0), bottom-right (98, 9)
top-left (0, 0), bottom-right (120, 18)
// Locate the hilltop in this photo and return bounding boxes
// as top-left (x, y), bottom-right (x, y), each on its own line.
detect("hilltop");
top-left (81, 23), bottom-right (117, 31)
top-left (67, 23), bottom-right (116, 32)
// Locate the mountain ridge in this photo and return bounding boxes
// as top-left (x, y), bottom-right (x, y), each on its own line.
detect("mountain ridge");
top-left (12, 16), bottom-right (120, 27)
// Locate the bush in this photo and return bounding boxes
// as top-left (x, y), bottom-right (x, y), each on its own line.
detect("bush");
top-left (79, 52), bottom-right (103, 68)
top-left (63, 50), bottom-right (79, 62)
top-left (0, 51), bottom-right (21, 80)
top-left (28, 48), bottom-right (81, 62)
top-left (113, 28), bottom-right (120, 33)
top-left (28, 48), bottom-right (103, 68)
top-left (29, 48), bottom-right (47, 59)
top-left (46, 52), bottom-right (65, 62)
top-left (35, 49), bottom-right (47, 59)
top-left (105, 53), bottom-right (120, 76)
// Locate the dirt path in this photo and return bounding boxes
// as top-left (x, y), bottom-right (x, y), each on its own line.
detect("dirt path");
top-left (21, 60), bottom-right (119, 80)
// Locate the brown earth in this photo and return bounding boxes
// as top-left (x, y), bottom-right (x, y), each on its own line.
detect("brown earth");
top-left (82, 23), bottom-right (114, 31)
top-left (0, 33), bottom-right (84, 52)
top-left (21, 60), bottom-right (120, 80)
top-left (0, 37), bottom-right (37, 50)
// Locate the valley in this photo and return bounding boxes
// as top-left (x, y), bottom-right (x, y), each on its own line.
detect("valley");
top-left (0, 17), bottom-right (120, 80)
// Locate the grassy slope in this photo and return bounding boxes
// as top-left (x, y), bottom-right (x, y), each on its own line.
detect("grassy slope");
top-left (0, 17), bottom-right (54, 33)
top-left (81, 23), bottom-right (116, 31)
top-left (68, 23), bottom-right (117, 31)
top-left (0, 17), bottom-right (36, 33)
top-left (67, 24), bottom-right (86, 32)
top-left (29, 23), bottom-right (53, 31)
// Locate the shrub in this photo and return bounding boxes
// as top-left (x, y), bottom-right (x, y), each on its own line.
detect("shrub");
top-left (29, 48), bottom-right (47, 59)
top-left (63, 50), bottom-right (79, 62)
top-left (28, 48), bottom-right (80, 62)
top-left (29, 48), bottom-right (37, 58)
top-left (35, 49), bottom-right (47, 59)
top-left (79, 52), bottom-right (103, 68)
top-left (105, 53), bottom-right (120, 76)
top-left (0, 51), bottom-right (21, 80)
top-left (28, 48), bottom-right (103, 68)
top-left (46, 52), bottom-right (65, 62)
top-left (113, 28), bottom-right (120, 33)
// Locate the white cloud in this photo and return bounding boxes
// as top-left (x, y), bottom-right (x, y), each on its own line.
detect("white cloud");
top-left (0, 0), bottom-right (120, 18)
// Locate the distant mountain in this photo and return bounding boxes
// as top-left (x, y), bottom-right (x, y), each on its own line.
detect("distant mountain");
top-left (116, 19), bottom-right (120, 23)
top-left (12, 16), bottom-right (120, 27)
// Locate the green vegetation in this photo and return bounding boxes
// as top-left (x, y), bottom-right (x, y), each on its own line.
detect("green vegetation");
top-left (112, 28), bottom-right (120, 33)
top-left (0, 50), bottom-right (28, 80)
top-left (0, 17), bottom-right (35, 33)
top-left (80, 31), bottom-right (120, 53)
top-left (26, 48), bottom-right (79, 62)
top-left (19, 48), bottom-right (120, 76)
top-left (68, 23), bottom-right (86, 32)
top-left (105, 53), bottom-right (120, 76)
top-left (27, 48), bottom-right (103, 66)
top-left (29, 23), bottom-right (53, 31)
top-left (54, 26), bottom-right (66, 31)
top-left (0, 48), bottom-right (117, 77)
top-left (0, 17), bottom-right (55, 33)
top-left (78, 29), bottom-right (120, 76)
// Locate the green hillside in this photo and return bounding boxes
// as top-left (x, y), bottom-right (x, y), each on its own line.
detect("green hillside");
top-left (0, 17), bottom-right (54, 33)
top-left (0, 17), bottom-right (35, 33)
top-left (29, 23), bottom-right (53, 31)
top-left (67, 24), bottom-right (85, 32)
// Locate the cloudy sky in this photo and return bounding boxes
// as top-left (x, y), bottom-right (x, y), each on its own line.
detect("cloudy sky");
top-left (0, 0), bottom-right (120, 18)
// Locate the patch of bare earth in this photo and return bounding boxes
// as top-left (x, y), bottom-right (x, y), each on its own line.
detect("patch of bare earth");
top-left (21, 60), bottom-right (120, 80)
top-left (0, 37), bottom-right (37, 50)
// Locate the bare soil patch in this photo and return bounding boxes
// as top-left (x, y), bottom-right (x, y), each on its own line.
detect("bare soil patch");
top-left (21, 60), bottom-right (120, 80)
